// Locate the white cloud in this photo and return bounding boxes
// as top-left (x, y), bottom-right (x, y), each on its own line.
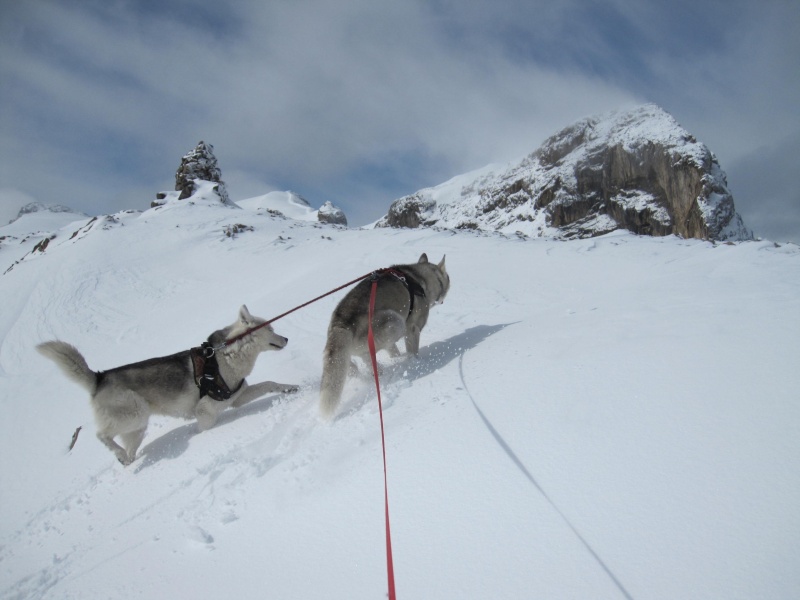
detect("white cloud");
top-left (1, 0), bottom-right (798, 237)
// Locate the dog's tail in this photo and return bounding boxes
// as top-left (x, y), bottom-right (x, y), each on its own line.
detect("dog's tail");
top-left (36, 341), bottom-right (98, 395)
top-left (319, 326), bottom-right (354, 420)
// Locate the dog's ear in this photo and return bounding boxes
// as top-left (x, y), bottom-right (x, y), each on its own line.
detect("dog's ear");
top-left (239, 305), bottom-right (253, 324)
top-left (438, 255), bottom-right (446, 270)
top-left (418, 253), bottom-right (429, 264)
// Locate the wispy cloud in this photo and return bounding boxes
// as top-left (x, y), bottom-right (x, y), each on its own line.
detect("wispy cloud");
top-left (1, 0), bottom-right (798, 239)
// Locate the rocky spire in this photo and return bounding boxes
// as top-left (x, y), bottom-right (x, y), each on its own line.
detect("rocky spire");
top-left (175, 141), bottom-right (232, 205)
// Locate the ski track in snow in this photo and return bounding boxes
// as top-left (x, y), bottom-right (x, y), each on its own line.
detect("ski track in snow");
top-left (459, 352), bottom-right (635, 600)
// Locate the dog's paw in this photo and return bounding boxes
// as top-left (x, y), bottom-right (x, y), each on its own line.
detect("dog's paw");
top-left (283, 384), bottom-right (300, 394)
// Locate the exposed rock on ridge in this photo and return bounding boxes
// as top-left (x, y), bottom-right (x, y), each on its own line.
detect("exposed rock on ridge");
top-left (155, 141), bottom-right (233, 207)
top-left (377, 104), bottom-right (751, 241)
top-left (317, 201), bottom-right (348, 226)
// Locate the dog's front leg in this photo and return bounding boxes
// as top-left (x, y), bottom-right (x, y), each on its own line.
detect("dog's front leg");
top-left (97, 432), bottom-right (134, 465)
top-left (195, 397), bottom-right (225, 431)
top-left (231, 380), bottom-right (299, 408)
top-left (404, 324), bottom-right (422, 355)
top-left (120, 428), bottom-right (146, 464)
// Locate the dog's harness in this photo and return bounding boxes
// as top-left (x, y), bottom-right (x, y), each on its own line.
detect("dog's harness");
top-left (191, 342), bottom-right (243, 401)
top-left (379, 267), bottom-right (426, 316)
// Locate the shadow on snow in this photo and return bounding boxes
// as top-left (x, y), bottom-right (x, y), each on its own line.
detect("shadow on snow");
top-left (384, 322), bottom-right (515, 383)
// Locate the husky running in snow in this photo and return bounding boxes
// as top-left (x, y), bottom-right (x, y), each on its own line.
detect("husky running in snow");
top-left (37, 305), bottom-right (297, 465)
top-left (320, 253), bottom-right (450, 419)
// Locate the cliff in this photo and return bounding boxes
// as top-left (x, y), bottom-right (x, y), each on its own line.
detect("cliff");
top-left (377, 104), bottom-right (751, 241)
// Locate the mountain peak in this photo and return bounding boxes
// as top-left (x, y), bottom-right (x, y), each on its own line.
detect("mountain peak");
top-left (10, 202), bottom-right (84, 224)
top-left (535, 104), bottom-right (699, 166)
top-left (378, 104), bottom-right (751, 241)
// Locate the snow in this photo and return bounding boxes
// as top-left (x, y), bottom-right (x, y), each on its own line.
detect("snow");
top-left (0, 210), bottom-right (90, 260)
top-left (1, 192), bottom-right (799, 599)
top-left (585, 103), bottom-right (708, 166)
top-left (236, 191), bottom-right (317, 222)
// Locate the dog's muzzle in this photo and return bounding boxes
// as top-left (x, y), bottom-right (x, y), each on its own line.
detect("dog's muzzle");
top-left (270, 336), bottom-right (288, 349)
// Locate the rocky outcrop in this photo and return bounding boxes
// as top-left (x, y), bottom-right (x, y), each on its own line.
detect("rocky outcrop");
top-left (383, 194), bottom-right (436, 229)
top-left (156, 141), bottom-right (233, 207)
top-left (317, 201), bottom-right (348, 226)
top-left (377, 104), bottom-right (752, 241)
top-left (236, 193), bottom-right (348, 225)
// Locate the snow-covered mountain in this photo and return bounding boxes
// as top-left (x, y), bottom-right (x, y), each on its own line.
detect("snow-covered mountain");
top-left (1, 175), bottom-right (798, 599)
top-left (8, 202), bottom-right (83, 223)
top-left (1, 203), bottom-right (93, 273)
top-left (377, 104), bottom-right (751, 241)
top-left (237, 192), bottom-right (347, 225)
top-left (155, 141), bottom-right (348, 225)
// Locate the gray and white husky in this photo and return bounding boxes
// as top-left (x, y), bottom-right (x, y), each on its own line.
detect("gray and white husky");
top-left (320, 253), bottom-right (450, 419)
top-left (37, 305), bottom-right (297, 465)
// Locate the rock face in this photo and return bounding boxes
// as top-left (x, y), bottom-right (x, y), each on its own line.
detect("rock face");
top-left (377, 104), bottom-right (752, 241)
top-left (317, 201), bottom-right (348, 226)
top-left (172, 141), bottom-right (233, 206)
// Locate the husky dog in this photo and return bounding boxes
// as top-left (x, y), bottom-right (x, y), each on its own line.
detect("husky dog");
top-left (320, 253), bottom-right (449, 419)
top-left (37, 306), bottom-right (297, 465)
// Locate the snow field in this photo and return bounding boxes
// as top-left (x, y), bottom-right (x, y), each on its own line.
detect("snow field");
top-left (1, 200), bottom-right (798, 599)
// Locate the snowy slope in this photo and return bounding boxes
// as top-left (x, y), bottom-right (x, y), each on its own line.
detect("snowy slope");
top-left (236, 191), bottom-right (318, 222)
top-left (0, 206), bottom-right (93, 269)
top-left (0, 194), bottom-right (798, 599)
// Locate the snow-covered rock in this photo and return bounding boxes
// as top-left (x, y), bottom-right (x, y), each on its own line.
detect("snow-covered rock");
top-left (237, 191), bottom-right (316, 221)
top-left (237, 192), bottom-right (348, 226)
top-left (156, 141), bottom-right (233, 207)
top-left (317, 200), bottom-right (347, 226)
top-left (377, 104), bottom-right (752, 241)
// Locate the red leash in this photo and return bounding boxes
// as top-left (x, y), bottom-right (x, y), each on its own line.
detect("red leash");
top-left (219, 267), bottom-right (413, 350)
top-left (217, 271), bottom-right (374, 349)
top-left (367, 276), bottom-right (398, 600)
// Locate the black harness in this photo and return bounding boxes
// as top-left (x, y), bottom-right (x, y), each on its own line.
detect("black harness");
top-left (383, 267), bottom-right (426, 315)
top-left (190, 342), bottom-right (243, 401)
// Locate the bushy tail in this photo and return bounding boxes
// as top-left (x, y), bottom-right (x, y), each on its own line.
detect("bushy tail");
top-left (36, 341), bottom-right (97, 394)
top-left (319, 327), bottom-right (354, 420)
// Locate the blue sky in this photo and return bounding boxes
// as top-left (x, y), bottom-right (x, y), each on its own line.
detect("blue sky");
top-left (1, 0), bottom-right (798, 241)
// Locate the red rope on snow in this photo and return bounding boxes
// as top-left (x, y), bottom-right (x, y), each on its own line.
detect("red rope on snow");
top-left (367, 277), bottom-right (398, 600)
